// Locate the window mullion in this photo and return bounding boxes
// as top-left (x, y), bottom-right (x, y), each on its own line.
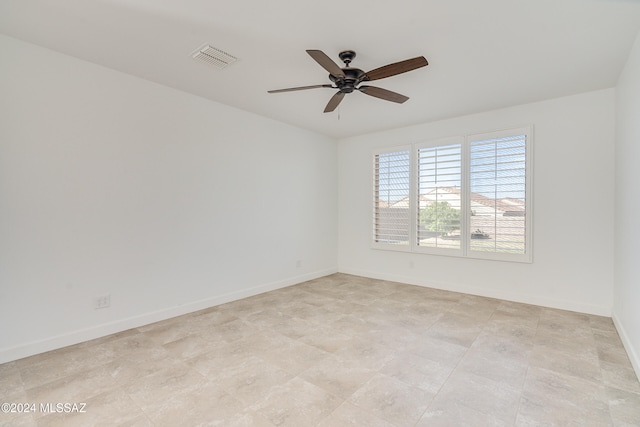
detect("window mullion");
top-left (462, 138), bottom-right (470, 257)
top-left (410, 145), bottom-right (419, 252)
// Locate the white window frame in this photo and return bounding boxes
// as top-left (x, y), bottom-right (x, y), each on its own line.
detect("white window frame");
top-left (372, 126), bottom-right (533, 263)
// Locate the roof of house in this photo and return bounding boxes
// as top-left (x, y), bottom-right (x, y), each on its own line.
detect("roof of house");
top-left (383, 187), bottom-right (525, 214)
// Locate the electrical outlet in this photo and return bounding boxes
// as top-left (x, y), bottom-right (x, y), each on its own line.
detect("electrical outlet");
top-left (94, 294), bottom-right (111, 310)
top-left (296, 260), bottom-right (302, 268)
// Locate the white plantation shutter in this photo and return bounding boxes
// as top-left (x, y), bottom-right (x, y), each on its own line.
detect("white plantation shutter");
top-left (469, 133), bottom-right (528, 256)
top-left (373, 149), bottom-right (411, 245)
top-left (417, 142), bottom-right (462, 250)
top-left (372, 126), bottom-right (531, 262)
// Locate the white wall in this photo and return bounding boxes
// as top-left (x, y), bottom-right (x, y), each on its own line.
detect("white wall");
top-left (0, 31), bottom-right (629, 366)
top-left (338, 89), bottom-right (616, 316)
top-left (614, 31), bottom-right (640, 377)
top-left (0, 35), bottom-right (338, 363)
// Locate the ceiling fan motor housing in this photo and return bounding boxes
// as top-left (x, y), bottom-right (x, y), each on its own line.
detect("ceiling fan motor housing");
top-left (330, 50), bottom-right (366, 93)
top-left (329, 68), bottom-right (366, 93)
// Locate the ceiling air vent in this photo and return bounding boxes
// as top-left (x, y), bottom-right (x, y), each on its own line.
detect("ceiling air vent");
top-left (192, 45), bottom-right (237, 69)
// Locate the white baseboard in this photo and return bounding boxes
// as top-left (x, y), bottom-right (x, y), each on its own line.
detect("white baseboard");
top-left (338, 267), bottom-right (612, 317)
top-left (0, 268), bottom-right (337, 364)
top-left (612, 311), bottom-right (640, 382)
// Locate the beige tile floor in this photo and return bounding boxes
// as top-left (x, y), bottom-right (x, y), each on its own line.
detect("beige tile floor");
top-left (2, 273), bottom-right (640, 426)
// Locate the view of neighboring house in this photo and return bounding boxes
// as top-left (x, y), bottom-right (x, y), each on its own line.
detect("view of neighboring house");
top-left (376, 187), bottom-right (526, 252)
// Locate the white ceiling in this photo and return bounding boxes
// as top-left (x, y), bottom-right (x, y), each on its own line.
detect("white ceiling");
top-left (1, 0), bottom-right (640, 139)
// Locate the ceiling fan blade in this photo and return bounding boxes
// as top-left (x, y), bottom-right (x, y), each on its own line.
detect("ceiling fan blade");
top-left (362, 56), bottom-right (428, 81)
top-left (306, 50), bottom-right (346, 78)
top-left (358, 86), bottom-right (409, 104)
top-left (324, 91), bottom-right (345, 113)
top-left (268, 84), bottom-right (333, 93)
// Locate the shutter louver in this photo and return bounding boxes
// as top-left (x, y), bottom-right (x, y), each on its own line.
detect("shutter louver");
top-left (469, 134), bottom-right (527, 254)
top-left (374, 150), bottom-right (411, 245)
top-left (417, 144), bottom-right (462, 249)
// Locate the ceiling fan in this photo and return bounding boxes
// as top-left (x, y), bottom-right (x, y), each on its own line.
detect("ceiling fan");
top-left (268, 50), bottom-right (428, 113)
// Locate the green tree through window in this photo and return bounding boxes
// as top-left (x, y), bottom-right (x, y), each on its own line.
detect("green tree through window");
top-left (420, 201), bottom-right (460, 235)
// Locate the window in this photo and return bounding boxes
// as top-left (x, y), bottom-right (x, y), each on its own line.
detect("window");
top-left (469, 132), bottom-right (528, 257)
top-left (373, 148), bottom-right (411, 246)
top-left (373, 126), bottom-right (532, 263)
top-left (417, 139), bottom-right (463, 253)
